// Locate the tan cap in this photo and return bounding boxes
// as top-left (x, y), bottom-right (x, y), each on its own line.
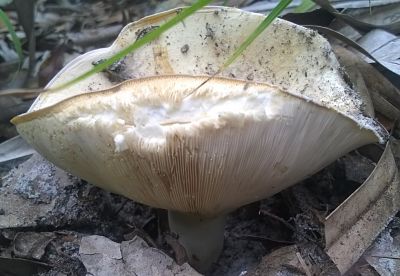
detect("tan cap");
top-left (12, 75), bottom-right (383, 216)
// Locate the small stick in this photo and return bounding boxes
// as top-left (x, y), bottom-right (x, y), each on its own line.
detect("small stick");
top-left (296, 252), bottom-right (313, 276)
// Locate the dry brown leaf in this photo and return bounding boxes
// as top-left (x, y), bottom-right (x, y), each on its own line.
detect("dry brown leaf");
top-left (325, 141), bottom-right (400, 274)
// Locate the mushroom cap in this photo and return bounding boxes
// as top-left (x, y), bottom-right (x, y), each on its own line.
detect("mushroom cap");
top-left (13, 75), bottom-right (382, 216)
top-left (32, 6), bottom-right (368, 122)
top-left (14, 7), bottom-right (386, 216)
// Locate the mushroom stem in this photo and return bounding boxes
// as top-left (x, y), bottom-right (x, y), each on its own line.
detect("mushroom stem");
top-left (168, 210), bottom-right (227, 272)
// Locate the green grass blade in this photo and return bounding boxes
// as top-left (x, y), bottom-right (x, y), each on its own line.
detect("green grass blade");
top-left (294, 0), bottom-right (315, 13)
top-left (0, 8), bottom-right (23, 64)
top-left (53, 0), bottom-right (213, 91)
top-left (222, 0), bottom-right (292, 69)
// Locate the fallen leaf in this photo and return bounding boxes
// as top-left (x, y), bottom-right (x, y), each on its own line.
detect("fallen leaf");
top-left (364, 228), bottom-right (400, 275)
top-left (79, 235), bottom-right (122, 259)
top-left (325, 141), bottom-right (400, 274)
top-left (244, 0), bottom-right (400, 14)
top-left (313, 0), bottom-right (400, 33)
top-left (79, 235), bottom-right (200, 276)
top-left (0, 136), bottom-right (35, 163)
top-left (13, 232), bottom-right (55, 260)
top-left (358, 29), bottom-right (400, 75)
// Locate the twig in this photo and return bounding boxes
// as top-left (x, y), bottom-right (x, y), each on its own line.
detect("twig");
top-left (113, 198), bottom-right (129, 216)
top-left (296, 252), bottom-right (313, 276)
top-left (259, 209), bottom-right (318, 243)
top-left (259, 209), bottom-right (297, 232)
top-left (371, 255), bottom-right (400, 260)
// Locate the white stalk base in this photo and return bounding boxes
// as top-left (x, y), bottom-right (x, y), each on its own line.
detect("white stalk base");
top-left (168, 211), bottom-right (226, 273)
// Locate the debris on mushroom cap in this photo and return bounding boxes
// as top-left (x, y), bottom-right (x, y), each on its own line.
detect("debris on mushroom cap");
top-left (12, 75), bottom-right (384, 216)
top-left (31, 6), bottom-right (369, 123)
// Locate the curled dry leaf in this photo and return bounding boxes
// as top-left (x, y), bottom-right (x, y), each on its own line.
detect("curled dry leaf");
top-left (313, 0), bottom-right (400, 33)
top-left (325, 141), bottom-right (400, 274)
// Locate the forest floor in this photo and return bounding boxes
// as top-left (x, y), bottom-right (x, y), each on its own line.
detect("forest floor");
top-left (0, 0), bottom-right (400, 275)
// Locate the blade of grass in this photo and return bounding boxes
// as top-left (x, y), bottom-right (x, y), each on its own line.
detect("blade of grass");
top-left (0, 87), bottom-right (43, 97)
top-left (52, 0), bottom-right (213, 91)
top-left (294, 0), bottom-right (315, 13)
top-left (0, 8), bottom-right (23, 65)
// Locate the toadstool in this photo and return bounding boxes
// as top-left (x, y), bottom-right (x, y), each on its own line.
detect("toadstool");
top-left (12, 7), bottom-right (386, 272)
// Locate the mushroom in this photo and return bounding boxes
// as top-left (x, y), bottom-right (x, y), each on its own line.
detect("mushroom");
top-left (12, 7), bottom-right (386, 272)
